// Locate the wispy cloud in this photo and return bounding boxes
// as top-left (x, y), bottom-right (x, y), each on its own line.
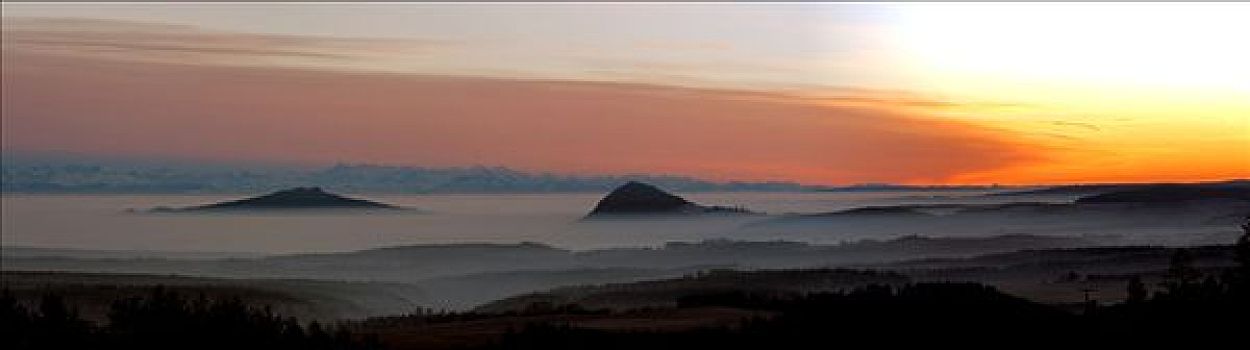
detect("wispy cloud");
top-left (804, 92), bottom-right (1030, 111)
top-left (630, 39), bottom-right (733, 52)
top-left (2, 17), bottom-right (454, 66)
top-left (1049, 120), bottom-right (1101, 131)
top-left (0, 16), bottom-right (906, 102)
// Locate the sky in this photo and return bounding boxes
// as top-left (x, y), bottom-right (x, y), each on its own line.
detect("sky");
top-left (2, 2), bottom-right (1247, 185)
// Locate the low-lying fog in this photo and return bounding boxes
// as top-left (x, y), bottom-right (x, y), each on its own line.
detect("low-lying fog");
top-left (2, 190), bottom-right (1237, 254)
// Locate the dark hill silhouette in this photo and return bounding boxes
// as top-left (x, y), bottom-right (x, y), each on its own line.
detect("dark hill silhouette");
top-left (152, 187), bottom-right (406, 212)
top-left (989, 179), bottom-right (1249, 198)
top-left (585, 181), bottom-right (755, 218)
top-left (754, 183), bottom-right (1249, 235)
top-left (813, 205), bottom-right (935, 217)
top-left (1075, 183), bottom-right (1250, 203)
top-left (986, 183), bottom-right (1143, 197)
top-left (475, 268), bottom-right (909, 313)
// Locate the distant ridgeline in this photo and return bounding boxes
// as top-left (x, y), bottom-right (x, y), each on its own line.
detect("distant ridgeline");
top-left (148, 187), bottom-right (409, 213)
top-left (1, 162), bottom-right (821, 193)
top-left (1074, 182), bottom-right (1250, 203)
top-left (4, 158), bottom-right (1244, 195)
top-left (584, 181), bottom-right (757, 218)
top-left (755, 180), bottom-right (1250, 231)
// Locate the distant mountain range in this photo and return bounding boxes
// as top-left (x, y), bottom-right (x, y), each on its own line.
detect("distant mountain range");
top-left (0, 160), bottom-right (1016, 194)
top-left (4, 156), bottom-right (1242, 194)
top-left (1, 162), bottom-right (822, 194)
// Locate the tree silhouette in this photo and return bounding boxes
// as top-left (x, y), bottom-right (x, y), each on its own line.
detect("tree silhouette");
top-left (1, 287), bottom-right (380, 350)
top-left (1, 290), bottom-right (33, 349)
top-left (1234, 217), bottom-right (1250, 289)
top-left (1162, 248), bottom-right (1201, 298)
top-left (1125, 276), bottom-right (1148, 304)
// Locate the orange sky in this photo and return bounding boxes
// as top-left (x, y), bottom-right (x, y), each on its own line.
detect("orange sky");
top-left (1, 51), bottom-right (1041, 184)
top-left (1, 4), bottom-right (1247, 185)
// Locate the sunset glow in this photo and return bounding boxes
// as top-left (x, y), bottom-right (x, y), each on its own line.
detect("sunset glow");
top-left (2, 2), bottom-right (1247, 185)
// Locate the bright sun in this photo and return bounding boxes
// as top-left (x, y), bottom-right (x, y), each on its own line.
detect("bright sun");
top-left (881, 3), bottom-right (1250, 184)
top-left (891, 3), bottom-right (1250, 97)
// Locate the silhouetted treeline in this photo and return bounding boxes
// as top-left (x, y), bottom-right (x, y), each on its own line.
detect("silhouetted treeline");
top-left (476, 268), bottom-right (909, 313)
top-left (489, 279), bottom-right (1247, 348)
top-left (1090, 219), bottom-right (1250, 337)
top-left (1, 287), bottom-right (381, 350)
top-left (484, 220), bottom-right (1250, 348)
top-left (489, 282), bottom-right (1079, 349)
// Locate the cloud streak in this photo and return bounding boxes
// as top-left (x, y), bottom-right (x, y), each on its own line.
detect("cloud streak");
top-left (1049, 120), bottom-right (1101, 131)
top-left (2, 17), bottom-right (453, 66)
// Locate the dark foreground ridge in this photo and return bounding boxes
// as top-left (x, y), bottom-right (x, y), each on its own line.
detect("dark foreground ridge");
top-left (349, 241), bottom-right (1250, 350)
top-left (585, 181), bottom-right (754, 218)
top-left (6, 220), bottom-right (1249, 349)
top-left (150, 187), bottom-right (406, 212)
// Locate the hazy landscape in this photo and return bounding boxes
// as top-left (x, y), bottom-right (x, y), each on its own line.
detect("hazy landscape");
top-left (4, 2), bottom-right (1249, 349)
top-left (5, 177), bottom-right (1246, 312)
